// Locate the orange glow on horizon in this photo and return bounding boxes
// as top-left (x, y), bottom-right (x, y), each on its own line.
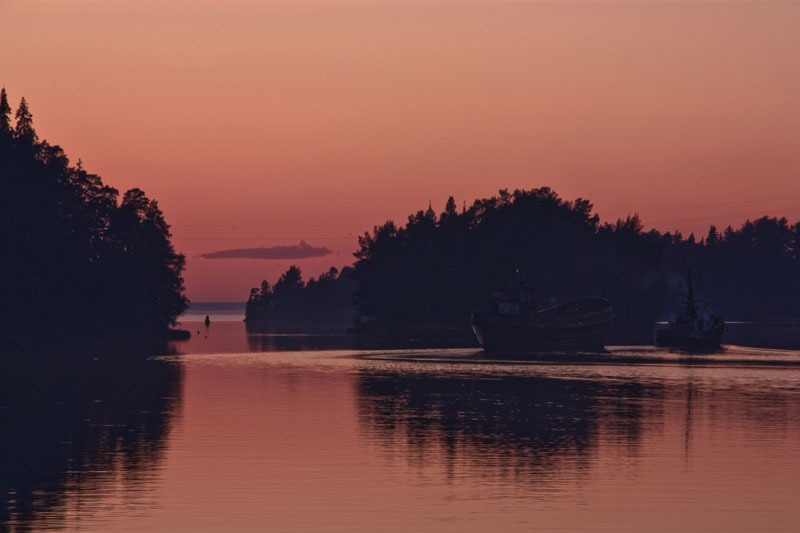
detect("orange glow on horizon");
top-left (2, 0), bottom-right (798, 301)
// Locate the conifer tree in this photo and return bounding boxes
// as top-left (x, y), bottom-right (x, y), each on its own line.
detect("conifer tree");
top-left (0, 87), bottom-right (11, 133)
top-left (14, 96), bottom-right (37, 144)
top-left (445, 196), bottom-right (457, 216)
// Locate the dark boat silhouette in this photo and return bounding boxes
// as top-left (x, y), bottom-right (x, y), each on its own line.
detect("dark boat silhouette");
top-left (471, 289), bottom-right (614, 352)
top-left (655, 267), bottom-right (724, 351)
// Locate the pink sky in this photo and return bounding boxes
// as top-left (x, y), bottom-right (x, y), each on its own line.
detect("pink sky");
top-left (2, 0), bottom-right (799, 301)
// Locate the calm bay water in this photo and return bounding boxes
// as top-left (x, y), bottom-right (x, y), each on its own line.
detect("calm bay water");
top-left (180, 302), bottom-right (246, 322)
top-left (3, 321), bottom-right (800, 531)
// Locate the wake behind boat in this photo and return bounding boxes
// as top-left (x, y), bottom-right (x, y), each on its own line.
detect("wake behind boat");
top-left (471, 289), bottom-right (614, 352)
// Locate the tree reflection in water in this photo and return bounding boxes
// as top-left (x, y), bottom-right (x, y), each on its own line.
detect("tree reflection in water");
top-left (0, 355), bottom-right (182, 532)
top-left (357, 370), bottom-right (663, 484)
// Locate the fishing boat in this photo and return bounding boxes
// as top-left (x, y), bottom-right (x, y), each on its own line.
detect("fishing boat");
top-left (654, 267), bottom-right (724, 351)
top-left (471, 288), bottom-right (614, 352)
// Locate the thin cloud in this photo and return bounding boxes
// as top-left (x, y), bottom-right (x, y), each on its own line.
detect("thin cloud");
top-left (198, 240), bottom-right (333, 260)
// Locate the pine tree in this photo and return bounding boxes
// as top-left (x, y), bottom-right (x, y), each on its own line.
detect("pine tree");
top-left (445, 196), bottom-right (457, 216)
top-left (706, 225), bottom-right (719, 246)
top-left (14, 96), bottom-right (37, 144)
top-left (0, 88), bottom-right (11, 133)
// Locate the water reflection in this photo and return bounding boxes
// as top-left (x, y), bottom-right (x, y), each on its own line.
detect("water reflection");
top-left (170, 320), bottom-right (354, 354)
top-left (356, 369), bottom-right (664, 484)
top-left (0, 355), bottom-right (182, 532)
top-left (247, 333), bottom-right (353, 352)
top-left (4, 342), bottom-right (800, 531)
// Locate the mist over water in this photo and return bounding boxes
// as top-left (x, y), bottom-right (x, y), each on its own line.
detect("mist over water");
top-left (3, 322), bottom-right (800, 531)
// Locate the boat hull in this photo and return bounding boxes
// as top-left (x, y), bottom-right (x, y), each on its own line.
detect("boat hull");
top-left (654, 325), bottom-right (724, 351)
top-left (471, 310), bottom-right (612, 353)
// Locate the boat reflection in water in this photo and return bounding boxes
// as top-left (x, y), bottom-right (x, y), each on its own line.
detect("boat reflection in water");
top-left (0, 354), bottom-right (182, 532)
top-left (357, 366), bottom-right (659, 484)
top-left (354, 351), bottom-right (800, 521)
top-left (4, 335), bottom-right (800, 531)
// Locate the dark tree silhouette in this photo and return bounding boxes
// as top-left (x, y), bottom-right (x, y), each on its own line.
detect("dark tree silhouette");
top-left (665, 215), bottom-right (800, 321)
top-left (0, 91), bottom-right (187, 348)
top-left (0, 88), bottom-right (11, 132)
top-left (242, 190), bottom-right (800, 347)
top-left (13, 96), bottom-right (36, 144)
top-left (245, 265), bottom-right (355, 332)
top-left (351, 189), bottom-right (800, 346)
top-left (351, 188), bottom-right (665, 345)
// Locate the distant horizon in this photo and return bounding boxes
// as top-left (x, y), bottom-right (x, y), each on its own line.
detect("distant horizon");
top-left (3, 0), bottom-right (798, 301)
top-left (4, 2), bottom-right (800, 531)
top-left (186, 301), bottom-right (248, 305)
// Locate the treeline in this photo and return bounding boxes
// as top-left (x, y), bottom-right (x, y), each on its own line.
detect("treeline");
top-left (0, 89), bottom-right (187, 347)
top-left (353, 189), bottom-right (663, 344)
top-left (662, 218), bottom-right (800, 320)
top-left (245, 265), bottom-right (355, 332)
top-left (351, 189), bottom-right (800, 345)
top-left (243, 189), bottom-right (800, 345)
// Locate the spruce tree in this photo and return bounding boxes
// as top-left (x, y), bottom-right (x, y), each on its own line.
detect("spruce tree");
top-left (14, 96), bottom-right (37, 144)
top-left (445, 196), bottom-right (457, 216)
top-left (0, 88), bottom-right (11, 133)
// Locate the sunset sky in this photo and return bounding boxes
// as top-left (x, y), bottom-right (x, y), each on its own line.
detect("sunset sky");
top-left (2, 0), bottom-right (799, 302)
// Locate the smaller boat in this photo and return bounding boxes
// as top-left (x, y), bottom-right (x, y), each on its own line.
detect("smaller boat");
top-left (655, 267), bottom-right (724, 351)
top-left (471, 285), bottom-right (614, 353)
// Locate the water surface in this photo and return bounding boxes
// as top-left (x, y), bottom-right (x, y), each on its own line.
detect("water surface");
top-left (3, 321), bottom-right (800, 531)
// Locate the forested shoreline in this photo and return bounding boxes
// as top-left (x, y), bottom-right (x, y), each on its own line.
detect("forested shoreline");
top-left (245, 266), bottom-right (355, 333)
top-left (2, 88), bottom-right (796, 350)
top-left (248, 189), bottom-right (800, 346)
top-left (0, 89), bottom-right (187, 350)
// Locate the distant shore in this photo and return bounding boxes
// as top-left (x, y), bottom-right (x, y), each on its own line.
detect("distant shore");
top-left (171, 315), bottom-right (800, 352)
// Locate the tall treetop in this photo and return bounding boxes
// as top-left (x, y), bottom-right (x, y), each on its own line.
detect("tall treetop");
top-left (0, 88), bottom-right (11, 132)
top-left (14, 96), bottom-right (37, 143)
